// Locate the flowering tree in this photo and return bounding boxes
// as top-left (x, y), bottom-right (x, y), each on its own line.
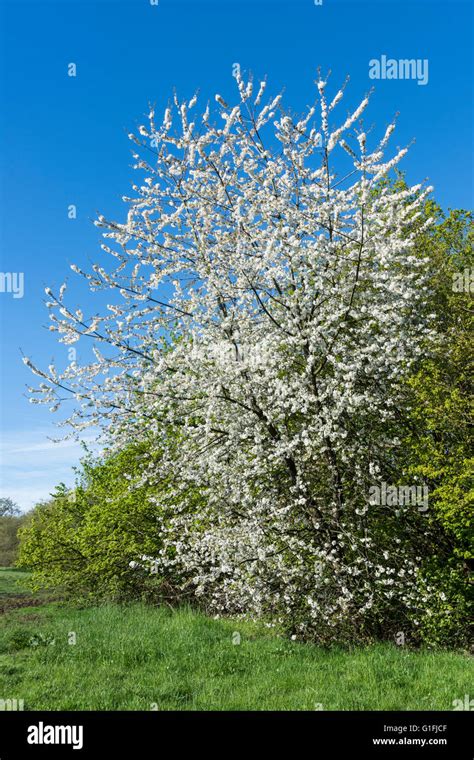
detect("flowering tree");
top-left (26, 72), bottom-right (439, 641)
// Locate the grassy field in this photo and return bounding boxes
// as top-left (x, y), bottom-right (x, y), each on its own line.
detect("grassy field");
top-left (0, 568), bottom-right (471, 711)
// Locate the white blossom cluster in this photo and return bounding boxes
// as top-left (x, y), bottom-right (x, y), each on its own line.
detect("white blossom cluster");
top-left (26, 72), bottom-right (438, 640)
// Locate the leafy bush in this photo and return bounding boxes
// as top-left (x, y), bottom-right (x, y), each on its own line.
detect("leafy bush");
top-left (18, 441), bottom-right (203, 603)
top-left (404, 206), bottom-right (473, 647)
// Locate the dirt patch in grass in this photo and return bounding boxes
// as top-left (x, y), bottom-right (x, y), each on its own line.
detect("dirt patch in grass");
top-left (0, 595), bottom-right (60, 614)
top-left (0, 597), bottom-right (44, 614)
top-left (14, 612), bottom-right (44, 623)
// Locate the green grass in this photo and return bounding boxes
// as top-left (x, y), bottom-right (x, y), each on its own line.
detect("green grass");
top-left (0, 569), bottom-right (471, 710)
top-left (0, 567), bottom-right (37, 597)
top-left (0, 567), bottom-right (56, 612)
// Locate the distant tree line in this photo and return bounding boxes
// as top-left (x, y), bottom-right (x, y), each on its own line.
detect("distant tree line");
top-left (0, 498), bottom-right (29, 567)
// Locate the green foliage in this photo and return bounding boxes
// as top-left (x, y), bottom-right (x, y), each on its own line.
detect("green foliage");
top-left (0, 513), bottom-right (28, 567)
top-left (406, 206), bottom-right (473, 646)
top-left (18, 442), bottom-right (201, 603)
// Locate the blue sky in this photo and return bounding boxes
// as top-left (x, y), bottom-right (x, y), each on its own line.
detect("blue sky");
top-left (0, 0), bottom-right (472, 510)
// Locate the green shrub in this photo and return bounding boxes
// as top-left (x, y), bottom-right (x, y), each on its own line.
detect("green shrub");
top-left (405, 206), bottom-right (473, 647)
top-left (18, 441), bottom-right (203, 603)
